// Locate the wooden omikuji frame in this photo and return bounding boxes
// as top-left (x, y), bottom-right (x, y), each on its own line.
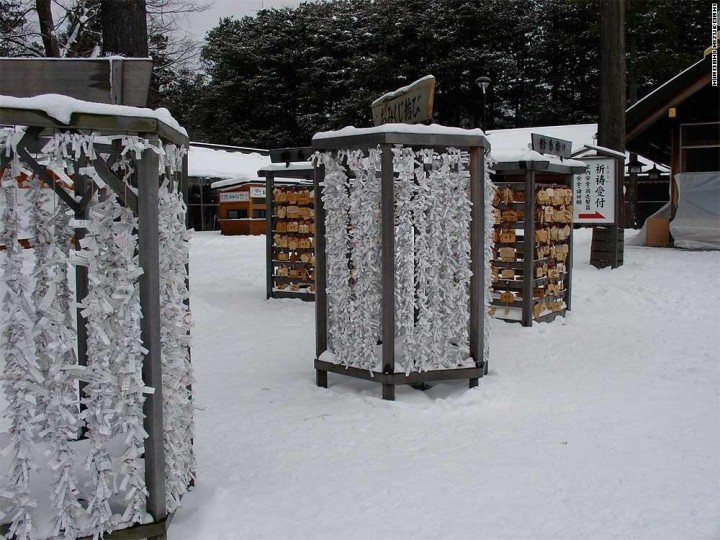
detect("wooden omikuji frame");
top-left (311, 129), bottom-right (491, 401)
top-left (490, 159), bottom-right (585, 327)
top-left (0, 105), bottom-right (189, 540)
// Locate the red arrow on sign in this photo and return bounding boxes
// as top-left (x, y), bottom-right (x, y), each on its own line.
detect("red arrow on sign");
top-left (578, 212), bottom-right (606, 219)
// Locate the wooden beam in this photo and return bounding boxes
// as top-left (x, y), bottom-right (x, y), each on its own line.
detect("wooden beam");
top-left (137, 134), bottom-right (167, 523)
top-left (265, 174), bottom-right (274, 299)
top-left (380, 144), bottom-right (395, 400)
top-left (625, 73), bottom-right (711, 142)
top-left (314, 163), bottom-right (327, 364)
top-left (14, 131), bottom-right (80, 212)
top-left (92, 153), bottom-right (139, 214)
top-left (522, 170), bottom-right (535, 326)
top-left (0, 107), bottom-right (188, 147)
top-left (469, 146), bottom-right (486, 372)
top-left (72, 168), bottom-right (90, 438)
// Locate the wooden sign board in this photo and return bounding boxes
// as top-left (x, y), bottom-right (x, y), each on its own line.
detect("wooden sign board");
top-left (531, 133), bottom-right (572, 159)
top-left (371, 75), bottom-right (435, 126)
top-left (0, 58), bottom-right (153, 107)
top-left (219, 192), bottom-right (249, 203)
top-left (573, 157), bottom-right (616, 224)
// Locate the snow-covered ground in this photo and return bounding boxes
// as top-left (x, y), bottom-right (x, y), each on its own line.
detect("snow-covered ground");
top-left (172, 229), bottom-right (720, 539)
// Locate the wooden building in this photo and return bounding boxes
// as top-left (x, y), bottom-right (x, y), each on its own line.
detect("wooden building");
top-left (187, 143), bottom-right (270, 231)
top-left (213, 180), bottom-right (268, 235)
top-left (626, 52), bottom-right (719, 246)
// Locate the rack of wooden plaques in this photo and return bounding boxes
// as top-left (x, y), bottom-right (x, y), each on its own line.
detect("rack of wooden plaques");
top-left (490, 158), bottom-right (585, 326)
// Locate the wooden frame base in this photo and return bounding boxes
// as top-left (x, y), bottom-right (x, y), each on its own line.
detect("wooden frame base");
top-left (2, 514), bottom-right (173, 540)
top-left (269, 289), bottom-right (314, 301)
top-left (495, 308), bottom-right (567, 326)
top-left (315, 359), bottom-right (486, 401)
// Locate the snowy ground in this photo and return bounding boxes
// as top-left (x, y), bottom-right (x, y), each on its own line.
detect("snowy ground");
top-left (170, 229), bottom-right (720, 539)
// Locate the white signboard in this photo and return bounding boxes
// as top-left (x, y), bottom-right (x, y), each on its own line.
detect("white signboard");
top-left (250, 186), bottom-right (266, 198)
top-left (573, 157), bottom-right (616, 224)
top-left (220, 192), bottom-right (249, 203)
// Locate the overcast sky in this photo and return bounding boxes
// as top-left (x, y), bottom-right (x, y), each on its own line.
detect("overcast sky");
top-left (179, 0), bottom-right (306, 42)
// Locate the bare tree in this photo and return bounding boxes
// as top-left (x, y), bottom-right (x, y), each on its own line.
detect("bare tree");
top-left (1, 0), bottom-right (209, 66)
top-left (35, 0), bottom-right (60, 56)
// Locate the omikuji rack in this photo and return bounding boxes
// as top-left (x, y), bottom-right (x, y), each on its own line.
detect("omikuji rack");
top-left (312, 125), bottom-right (491, 400)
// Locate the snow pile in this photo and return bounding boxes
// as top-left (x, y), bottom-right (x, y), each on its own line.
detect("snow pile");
top-left (171, 229), bottom-right (719, 539)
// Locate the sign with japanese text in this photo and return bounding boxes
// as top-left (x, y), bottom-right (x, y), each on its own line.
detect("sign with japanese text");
top-left (219, 191), bottom-right (249, 203)
top-left (250, 186), bottom-right (266, 198)
top-left (531, 133), bottom-right (572, 159)
top-left (573, 157), bottom-right (616, 224)
top-left (371, 75), bottom-right (435, 126)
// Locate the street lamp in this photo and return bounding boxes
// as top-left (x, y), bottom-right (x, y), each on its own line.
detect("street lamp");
top-left (646, 164), bottom-right (661, 181)
top-left (626, 155), bottom-right (643, 175)
top-left (475, 76), bottom-right (492, 130)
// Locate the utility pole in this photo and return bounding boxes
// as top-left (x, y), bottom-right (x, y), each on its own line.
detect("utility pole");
top-left (593, 0), bottom-right (626, 268)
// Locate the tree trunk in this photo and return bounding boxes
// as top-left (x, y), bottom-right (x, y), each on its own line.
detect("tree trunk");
top-left (100, 0), bottom-right (149, 57)
top-left (36, 0), bottom-right (60, 57)
top-left (593, 0), bottom-right (626, 269)
top-left (598, 0), bottom-right (625, 152)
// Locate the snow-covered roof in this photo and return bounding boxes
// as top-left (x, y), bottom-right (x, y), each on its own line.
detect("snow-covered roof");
top-left (211, 176), bottom-right (311, 190)
top-left (491, 149), bottom-right (587, 171)
top-left (314, 123), bottom-right (486, 141)
top-left (487, 123), bottom-right (597, 153)
top-left (188, 146), bottom-right (271, 180)
top-left (0, 93), bottom-right (187, 136)
top-left (626, 56), bottom-right (706, 116)
top-left (258, 162), bottom-right (313, 172)
top-left (487, 123), bottom-right (668, 173)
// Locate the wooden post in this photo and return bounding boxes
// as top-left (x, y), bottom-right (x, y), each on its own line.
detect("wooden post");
top-left (137, 134), bottom-right (167, 526)
top-left (565, 174), bottom-right (574, 312)
top-left (380, 144), bottom-right (395, 401)
top-left (110, 59), bottom-right (124, 105)
top-left (74, 167), bottom-right (90, 437)
top-left (265, 174), bottom-right (275, 299)
top-left (522, 170), bottom-right (535, 327)
top-left (314, 163), bottom-right (328, 388)
top-left (468, 146), bottom-right (485, 387)
top-left (181, 151), bottom-right (190, 229)
top-left (595, 0), bottom-right (626, 269)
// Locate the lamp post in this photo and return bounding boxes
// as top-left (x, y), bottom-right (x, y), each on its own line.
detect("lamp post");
top-left (646, 164), bottom-right (660, 181)
top-left (475, 76), bottom-right (492, 131)
top-left (626, 155), bottom-right (643, 228)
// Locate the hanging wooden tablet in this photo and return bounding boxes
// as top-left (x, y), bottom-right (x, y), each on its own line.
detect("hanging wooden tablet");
top-left (534, 301), bottom-right (545, 319)
top-left (500, 229), bottom-right (516, 243)
top-left (499, 246), bottom-right (516, 261)
top-left (536, 189), bottom-right (549, 205)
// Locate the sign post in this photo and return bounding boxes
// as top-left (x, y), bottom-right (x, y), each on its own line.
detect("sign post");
top-left (371, 75), bottom-right (435, 126)
top-left (573, 157), bottom-right (617, 224)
